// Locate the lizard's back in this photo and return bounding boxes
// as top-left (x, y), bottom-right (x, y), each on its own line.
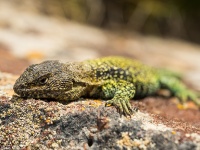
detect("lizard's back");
top-left (84, 56), bottom-right (160, 97)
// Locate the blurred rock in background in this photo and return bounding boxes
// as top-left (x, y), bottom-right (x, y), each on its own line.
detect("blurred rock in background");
top-left (2, 0), bottom-right (200, 43)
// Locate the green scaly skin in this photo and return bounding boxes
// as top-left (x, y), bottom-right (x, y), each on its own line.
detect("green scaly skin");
top-left (13, 56), bottom-right (200, 116)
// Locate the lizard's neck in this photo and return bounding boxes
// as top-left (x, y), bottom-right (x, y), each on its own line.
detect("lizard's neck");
top-left (63, 62), bottom-right (98, 86)
top-left (61, 62), bottom-right (100, 99)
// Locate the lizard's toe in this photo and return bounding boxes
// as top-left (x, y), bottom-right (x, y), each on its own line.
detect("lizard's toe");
top-left (121, 100), bottom-right (133, 116)
top-left (105, 99), bottom-right (134, 116)
top-left (176, 90), bottom-right (200, 107)
top-left (176, 93), bottom-right (187, 103)
top-left (105, 99), bottom-right (123, 114)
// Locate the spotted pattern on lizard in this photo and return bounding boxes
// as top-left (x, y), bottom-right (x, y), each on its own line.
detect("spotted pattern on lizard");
top-left (14, 56), bottom-right (200, 116)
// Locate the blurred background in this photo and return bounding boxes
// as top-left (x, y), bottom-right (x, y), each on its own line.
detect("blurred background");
top-left (2, 0), bottom-right (200, 43)
top-left (0, 0), bottom-right (200, 89)
top-left (43, 0), bottom-right (200, 43)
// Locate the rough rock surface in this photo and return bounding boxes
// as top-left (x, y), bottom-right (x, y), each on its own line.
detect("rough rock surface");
top-left (0, 71), bottom-right (200, 150)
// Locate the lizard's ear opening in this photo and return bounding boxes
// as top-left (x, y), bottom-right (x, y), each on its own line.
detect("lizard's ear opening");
top-left (72, 78), bottom-right (87, 88)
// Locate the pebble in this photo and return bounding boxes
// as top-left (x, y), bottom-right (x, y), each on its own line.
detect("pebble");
top-left (51, 143), bottom-right (59, 148)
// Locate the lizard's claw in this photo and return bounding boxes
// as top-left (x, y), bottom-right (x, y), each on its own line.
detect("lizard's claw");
top-left (105, 99), bottom-right (134, 116)
top-left (176, 90), bottom-right (200, 107)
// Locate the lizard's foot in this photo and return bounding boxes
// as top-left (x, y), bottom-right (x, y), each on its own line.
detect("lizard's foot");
top-left (105, 98), bottom-right (134, 116)
top-left (176, 90), bottom-right (200, 107)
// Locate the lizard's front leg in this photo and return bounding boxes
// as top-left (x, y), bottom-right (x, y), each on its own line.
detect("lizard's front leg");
top-left (102, 80), bottom-right (136, 116)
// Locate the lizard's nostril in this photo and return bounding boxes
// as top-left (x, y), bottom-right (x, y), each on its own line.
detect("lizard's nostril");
top-left (13, 83), bottom-right (19, 93)
top-left (13, 82), bottom-right (25, 94)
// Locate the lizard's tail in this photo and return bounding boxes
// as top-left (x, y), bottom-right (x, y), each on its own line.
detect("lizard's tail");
top-left (158, 68), bottom-right (182, 79)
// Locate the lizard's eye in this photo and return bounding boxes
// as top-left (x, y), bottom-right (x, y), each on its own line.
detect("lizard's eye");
top-left (38, 77), bottom-right (48, 85)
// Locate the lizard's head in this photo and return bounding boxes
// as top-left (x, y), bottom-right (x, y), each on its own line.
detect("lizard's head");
top-left (14, 60), bottom-right (75, 100)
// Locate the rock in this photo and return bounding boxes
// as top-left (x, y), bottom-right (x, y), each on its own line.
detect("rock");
top-left (0, 94), bottom-right (199, 149)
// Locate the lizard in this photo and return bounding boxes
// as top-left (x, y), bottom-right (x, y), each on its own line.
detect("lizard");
top-left (13, 56), bottom-right (200, 116)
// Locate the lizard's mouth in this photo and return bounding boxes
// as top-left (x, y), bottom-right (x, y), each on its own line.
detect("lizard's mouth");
top-left (14, 88), bottom-right (52, 99)
top-left (13, 83), bottom-right (44, 98)
top-left (13, 87), bottom-right (39, 98)
top-left (14, 84), bottom-right (64, 100)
